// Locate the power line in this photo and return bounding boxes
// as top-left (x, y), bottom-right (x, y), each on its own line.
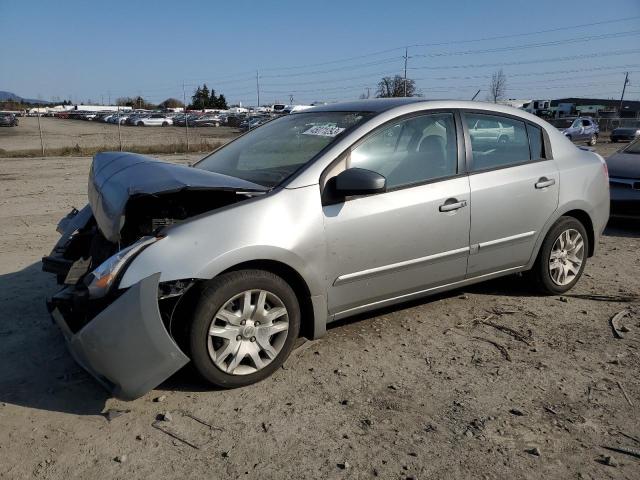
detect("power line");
top-left (411, 29), bottom-right (640, 59)
top-left (409, 48), bottom-right (640, 70)
top-left (256, 14), bottom-right (640, 73)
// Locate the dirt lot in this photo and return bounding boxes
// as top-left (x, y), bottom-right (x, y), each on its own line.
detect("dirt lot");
top-left (0, 117), bottom-right (238, 156)
top-left (0, 146), bottom-right (639, 480)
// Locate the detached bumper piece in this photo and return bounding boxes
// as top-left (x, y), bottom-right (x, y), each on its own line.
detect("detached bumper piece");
top-left (48, 273), bottom-right (190, 400)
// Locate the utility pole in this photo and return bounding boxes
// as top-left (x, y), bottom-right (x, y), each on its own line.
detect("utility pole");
top-left (619, 72), bottom-right (630, 117)
top-left (117, 106), bottom-right (122, 151)
top-left (256, 70), bottom-right (260, 109)
top-left (403, 47), bottom-right (409, 97)
top-left (108, 91), bottom-right (111, 105)
top-left (183, 82), bottom-right (189, 153)
top-left (36, 109), bottom-right (45, 157)
top-left (289, 94), bottom-right (294, 105)
top-left (366, 87), bottom-right (370, 99)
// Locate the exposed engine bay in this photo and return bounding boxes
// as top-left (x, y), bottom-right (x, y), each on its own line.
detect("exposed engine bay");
top-left (43, 152), bottom-right (268, 335)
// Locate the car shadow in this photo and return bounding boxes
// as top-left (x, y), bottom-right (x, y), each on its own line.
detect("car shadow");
top-left (0, 262), bottom-right (109, 415)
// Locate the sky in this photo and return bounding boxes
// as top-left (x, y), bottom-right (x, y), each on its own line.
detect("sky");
top-left (1, 0), bottom-right (639, 106)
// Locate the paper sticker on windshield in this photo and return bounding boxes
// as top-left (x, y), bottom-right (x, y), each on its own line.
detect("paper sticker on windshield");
top-left (302, 125), bottom-right (345, 137)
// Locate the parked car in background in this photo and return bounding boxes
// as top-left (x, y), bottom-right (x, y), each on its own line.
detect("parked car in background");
top-left (126, 114), bottom-right (149, 125)
top-left (610, 127), bottom-right (640, 143)
top-left (239, 116), bottom-right (271, 131)
top-left (135, 113), bottom-right (173, 127)
top-left (606, 137), bottom-right (640, 219)
top-left (192, 114), bottom-right (221, 127)
top-left (468, 116), bottom-right (515, 145)
top-left (0, 113), bottom-right (19, 126)
top-left (559, 117), bottom-right (599, 145)
top-left (43, 99), bottom-right (609, 400)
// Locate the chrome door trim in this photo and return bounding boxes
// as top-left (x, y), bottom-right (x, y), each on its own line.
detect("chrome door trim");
top-left (478, 231), bottom-right (536, 250)
top-left (333, 246), bottom-right (470, 286)
top-left (332, 265), bottom-right (525, 320)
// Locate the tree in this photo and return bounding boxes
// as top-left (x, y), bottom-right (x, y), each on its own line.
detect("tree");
top-left (487, 69), bottom-right (507, 103)
top-left (159, 98), bottom-right (184, 109)
top-left (116, 96), bottom-right (155, 109)
top-left (215, 94), bottom-right (228, 109)
top-left (376, 75), bottom-right (416, 98)
top-left (188, 84), bottom-right (229, 110)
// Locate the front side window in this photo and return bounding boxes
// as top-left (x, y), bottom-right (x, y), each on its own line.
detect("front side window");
top-left (466, 113), bottom-right (530, 171)
top-left (196, 111), bottom-right (372, 187)
top-left (348, 113), bottom-right (458, 189)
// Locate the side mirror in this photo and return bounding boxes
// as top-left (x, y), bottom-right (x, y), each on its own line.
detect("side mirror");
top-left (333, 168), bottom-right (386, 196)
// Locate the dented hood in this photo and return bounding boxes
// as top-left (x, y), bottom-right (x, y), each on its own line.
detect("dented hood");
top-left (88, 152), bottom-right (266, 242)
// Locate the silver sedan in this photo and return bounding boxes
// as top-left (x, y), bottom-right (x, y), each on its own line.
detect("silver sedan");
top-left (44, 99), bottom-right (609, 399)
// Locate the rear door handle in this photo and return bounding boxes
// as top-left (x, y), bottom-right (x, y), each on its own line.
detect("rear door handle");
top-left (535, 177), bottom-right (555, 189)
top-left (439, 199), bottom-right (467, 212)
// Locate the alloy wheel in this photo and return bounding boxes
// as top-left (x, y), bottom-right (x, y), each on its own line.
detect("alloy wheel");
top-left (548, 228), bottom-right (584, 286)
top-left (207, 289), bottom-right (289, 375)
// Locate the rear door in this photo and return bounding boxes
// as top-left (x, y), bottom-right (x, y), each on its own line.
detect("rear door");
top-left (462, 112), bottom-right (559, 277)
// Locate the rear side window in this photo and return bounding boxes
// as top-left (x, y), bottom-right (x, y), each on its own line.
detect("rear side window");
top-left (465, 113), bottom-right (531, 172)
top-left (526, 124), bottom-right (544, 160)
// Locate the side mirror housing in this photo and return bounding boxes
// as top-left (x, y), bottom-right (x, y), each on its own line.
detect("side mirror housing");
top-left (332, 168), bottom-right (386, 197)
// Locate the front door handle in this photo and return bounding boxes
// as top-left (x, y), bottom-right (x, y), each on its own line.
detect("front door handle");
top-left (535, 177), bottom-right (555, 189)
top-left (439, 199), bottom-right (467, 212)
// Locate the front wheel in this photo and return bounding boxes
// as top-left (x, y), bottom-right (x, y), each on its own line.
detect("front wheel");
top-left (532, 217), bottom-right (589, 295)
top-left (162, 121), bottom-right (168, 127)
top-left (189, 270), bottom-right (300, 388)
top-left (588, 134), bottom-right (597, 146)
top-left (137, 121), bottom-right (144, 126)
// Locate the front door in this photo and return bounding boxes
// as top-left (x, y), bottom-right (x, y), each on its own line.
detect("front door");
top-left (322, 112), bottom-right (471, 316)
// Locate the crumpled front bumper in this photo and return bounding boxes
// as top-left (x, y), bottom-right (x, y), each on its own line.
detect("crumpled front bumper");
top-left (48, 273), bottom-right (190, 400)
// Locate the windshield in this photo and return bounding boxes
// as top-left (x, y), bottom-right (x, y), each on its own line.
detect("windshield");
top-left (195, 111), bottom-right (372, 187)
top-left (623, 138), bottom-right (640, 155)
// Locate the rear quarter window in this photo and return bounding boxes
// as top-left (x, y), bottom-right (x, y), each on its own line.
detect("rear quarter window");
top-left (526, 124), bottom-right (544, 160)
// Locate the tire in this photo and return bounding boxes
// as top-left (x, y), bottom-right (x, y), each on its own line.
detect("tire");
top-left (162, 122), bottom-right (168, 127)
top-left (565, 135), bottom-right (572, 141)
top-left (611, 138), bottom-right (618, 143)
top-left (588, 134), bottom-right (597, 146)
top-left (498, 135), bottom-right (509, 144)
top-left (137, 121), bottom-right (144, 126)
top-left (532, 216), bottom-right (589, 295)
top-left (189, 269), bottom-right (300, 388)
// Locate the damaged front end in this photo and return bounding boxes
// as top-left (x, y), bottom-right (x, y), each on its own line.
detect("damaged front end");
top-left (42, 152), bottom-right (267, 399)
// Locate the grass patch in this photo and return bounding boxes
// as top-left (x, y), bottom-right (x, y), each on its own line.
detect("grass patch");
top-left (0, 140), bottom-right (227, 158)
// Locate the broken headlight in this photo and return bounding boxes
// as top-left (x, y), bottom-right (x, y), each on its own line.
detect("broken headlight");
top-left (86, 236), bottom-right (162, 298)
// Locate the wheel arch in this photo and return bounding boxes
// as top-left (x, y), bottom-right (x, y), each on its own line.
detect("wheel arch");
top-left (528, 206), bottom-right (597, 270)
top-left (561, 209), bottom-right (595, 257)
top-left (219, 259), bottom-right (319, 340)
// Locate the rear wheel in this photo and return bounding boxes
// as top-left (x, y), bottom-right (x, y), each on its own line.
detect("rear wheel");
top-left (532, 217), bottom-right (588, 295)
top-left (162, 121), bottom-right (168, 127)
top-left (189, 270), bottom-right (300, 388)
top-left (588, 134), bottom-right (597, 146)
top-left (137, 121), bottom-right (144, 126)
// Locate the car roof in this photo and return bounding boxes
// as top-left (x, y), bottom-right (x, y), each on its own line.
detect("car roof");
top-left (304, 98), bottom-right (547, 119)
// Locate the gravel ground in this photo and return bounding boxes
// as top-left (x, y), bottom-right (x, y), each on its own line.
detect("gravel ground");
top-left (0, 148), bottom-right (638, 480)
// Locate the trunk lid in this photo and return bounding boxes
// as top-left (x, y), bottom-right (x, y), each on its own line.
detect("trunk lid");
top-left (88, 152), bottom-right (266, 242)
